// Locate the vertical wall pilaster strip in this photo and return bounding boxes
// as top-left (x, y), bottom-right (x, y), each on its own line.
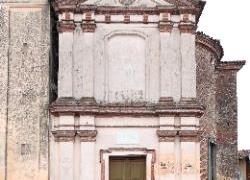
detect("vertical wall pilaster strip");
top-left (80, 142), bottom-right (96, 180)
top-left (175, 117), bottom-right (181, 180)
top-left (180, 33), bottom-right (196, 98)
top-left (59, 142), bottom-right (74, 180)
top-left (159, 32), bottom-right (171, 98)
top-left (73, 26), bottom-right (84, 99)
top-left (82, 33), bottom-right (95, 97)
top-left (159, 142), bottom-right (175, 180)
top-left (58, 32), bottom-right (74, 97)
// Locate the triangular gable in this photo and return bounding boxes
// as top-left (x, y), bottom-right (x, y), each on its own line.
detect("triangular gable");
top-left (82, 0), bottom-right (173, 7)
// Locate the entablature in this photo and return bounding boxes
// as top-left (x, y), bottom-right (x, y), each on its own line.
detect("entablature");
top-left (52, 0), bottom-right (205, 33)
top-left (50, 97), bottom-right (204, 117)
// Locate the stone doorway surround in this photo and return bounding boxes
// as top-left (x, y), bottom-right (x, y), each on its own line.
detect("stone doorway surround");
top-left (100, 148), bottom-right (156, 180)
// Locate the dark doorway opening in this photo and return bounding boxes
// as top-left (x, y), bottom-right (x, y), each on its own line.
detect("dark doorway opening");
top-left (109, 156), bottom-right (146, 180)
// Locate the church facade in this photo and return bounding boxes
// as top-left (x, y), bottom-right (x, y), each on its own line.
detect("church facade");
top-left (0, 0), bottom-right (245, 180)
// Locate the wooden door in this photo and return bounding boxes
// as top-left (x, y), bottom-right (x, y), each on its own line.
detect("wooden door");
top-left (109, 157), bottom-right (146, 180)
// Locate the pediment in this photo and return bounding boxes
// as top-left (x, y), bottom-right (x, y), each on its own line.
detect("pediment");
top-left (52, 0), bottom-right (204, 12)
top-left (82, 0), bottom-right (172, 7)
top-left (82, 0), bottom-right (199, 7)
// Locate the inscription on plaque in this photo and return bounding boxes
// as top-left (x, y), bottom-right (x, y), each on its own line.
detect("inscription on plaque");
top-left (116, 132), bottom-right (139, 145)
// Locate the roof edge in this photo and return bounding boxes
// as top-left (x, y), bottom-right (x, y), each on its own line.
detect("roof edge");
top-left (239, 149), bottom-right (250, 160)
top-left (196, 31), bottom-right (224, 60)
top-left (216, 61), bottom-right (246, 72)
top-left (195, 0), bottom-right (206, 23)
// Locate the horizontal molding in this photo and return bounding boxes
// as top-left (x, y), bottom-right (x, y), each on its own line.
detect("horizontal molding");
top-left (157, 129), bottom-right (200, 142)
top-left (50, 97), bottom-right (205, 117)
top-left (216, 61), bottom-right (246, 71)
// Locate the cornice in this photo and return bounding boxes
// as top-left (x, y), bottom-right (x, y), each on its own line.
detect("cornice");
top-left (50, 97), bottom-right (204, 117)
top-left (196, 31), bottom-right (224, 60)
top-left (51, 0), bottom-right (205, 20)
top-left (216, 61), bottom-right (246, 72)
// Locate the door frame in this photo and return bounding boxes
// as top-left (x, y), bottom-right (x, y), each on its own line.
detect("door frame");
top-left (100, 148), bottom-right (156, 180)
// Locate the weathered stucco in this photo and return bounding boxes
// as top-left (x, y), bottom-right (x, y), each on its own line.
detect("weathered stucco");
top-left (0, 0), bottom-right (245, 180)
top-left (0, 1), bottom-right (50, 180)
top-left (0, 6), bottom-right (9, 180)
top-left (196, 32), bottom-right (245, 179)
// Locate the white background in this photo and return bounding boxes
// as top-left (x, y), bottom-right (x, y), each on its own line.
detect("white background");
top-left (198, 0), bottom-right (250, 150)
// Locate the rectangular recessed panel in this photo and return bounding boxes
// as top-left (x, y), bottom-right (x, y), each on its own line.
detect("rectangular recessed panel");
top-left (108, 34), bottom-right (146, 102)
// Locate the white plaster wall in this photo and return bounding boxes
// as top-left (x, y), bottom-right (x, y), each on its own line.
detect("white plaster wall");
top-left (95, 127), bottom-right (159, 180)
top-left (107, 34), bottom-right (146, 102)
top-left (180, 33), bottom-right (196, 98)
top-left (50, 115), bottom-right (201, 180)
top-left (160, 28), bottom-right (182, 101)
top-left (59, 32), bottom-right (73, 97)
top-left (62, 21), bottom-right (197, 102)
top-left (94, 24), bottom-right (160, 103)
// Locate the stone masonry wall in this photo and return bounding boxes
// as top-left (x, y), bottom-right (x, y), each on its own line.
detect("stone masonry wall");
top-left (196, 44), bottom-right (217, 180)
top-left (197, 42), bottom-right (240, 180)
top-left (0, 2), bottom-right (50, 180)
top-left (0, 6), bottom-right (9, 180)
top-left (216, 70), bottom-right (238, 179)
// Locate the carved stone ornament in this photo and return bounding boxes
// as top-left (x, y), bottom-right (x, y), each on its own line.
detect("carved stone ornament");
top-left (119, 0), bottom-right (136, 6)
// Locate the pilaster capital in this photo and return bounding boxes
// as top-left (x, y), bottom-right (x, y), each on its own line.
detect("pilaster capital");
top-left (77, 130), bottom-right (98, 142)
top-left (81, 23), bottom-right (96, 32)
top-left (179, 130), bottom-right (200, 142)
top-left (157, 130), bottom-right (177, 142)
top-left (57, 21), bottom-right (76, 33)
top-left (178, 21), bottom-right (196, 34)
top-left (158, 21), bottom-right (174, 33)
top-left (157, 130), bottom-right (200, 142)
top-left (52, 130), bottom-right (75, 142)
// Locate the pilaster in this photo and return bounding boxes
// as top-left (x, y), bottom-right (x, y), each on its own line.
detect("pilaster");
top-left (78, 116), bottom-right (97, 180)
top-left (159, 13), bottom-right (174, 99)
top-left (157, 115), bottom-right (200, 180)
top-left (58, 20), bottom-right (75, 97)
top-left (80, 12), bottom-right (95, 97)
top-left (179, 14), bottom-right (197, 98)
